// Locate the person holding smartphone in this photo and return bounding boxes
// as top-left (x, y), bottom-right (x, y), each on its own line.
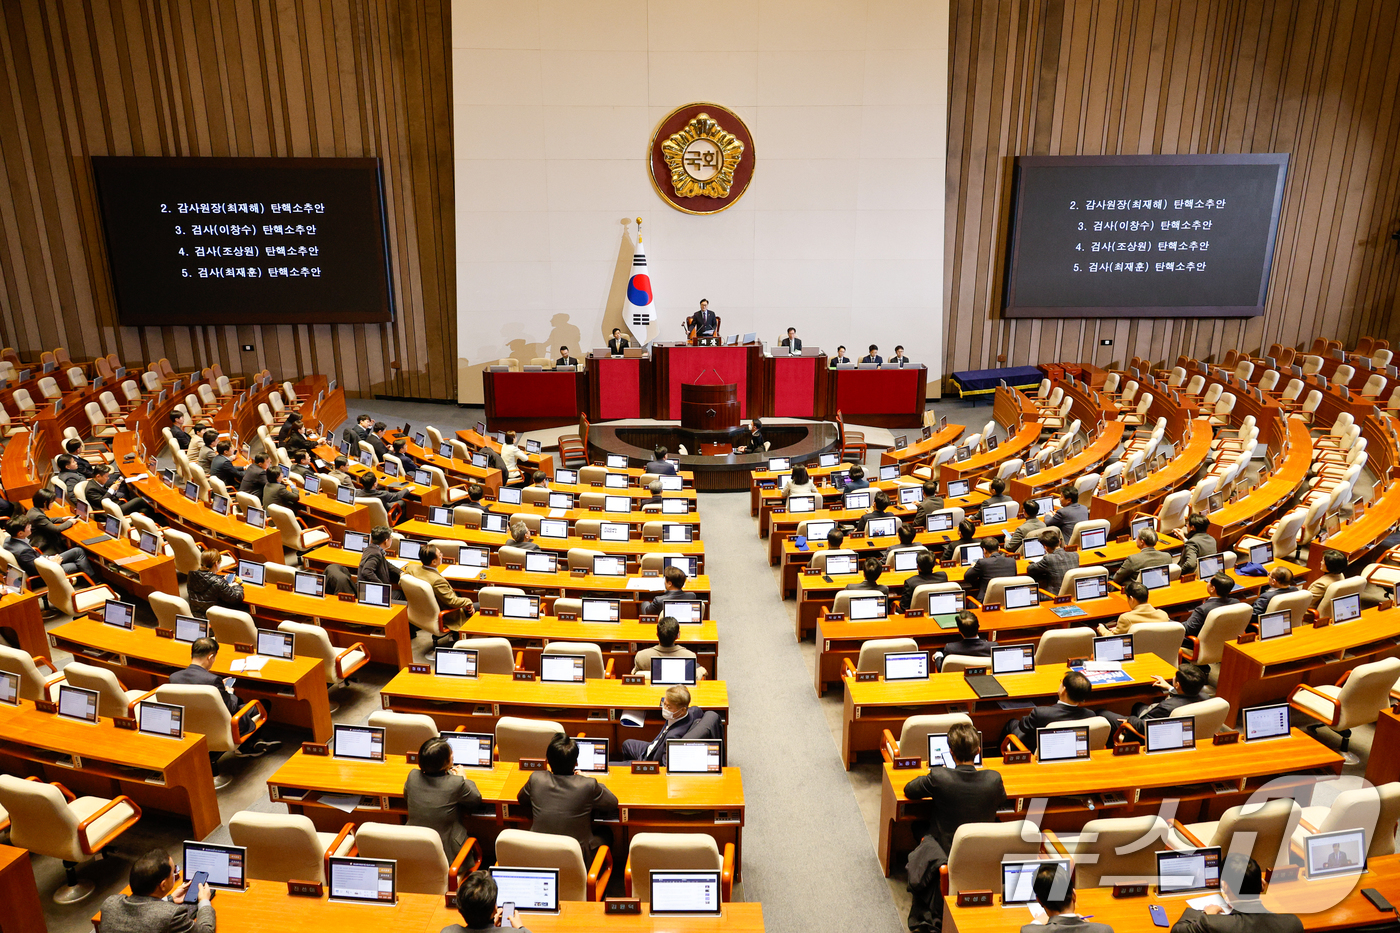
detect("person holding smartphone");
top-left (97, 849), bottom-right (214, 933)
top-left (442, 871), bottom-right (529, 932)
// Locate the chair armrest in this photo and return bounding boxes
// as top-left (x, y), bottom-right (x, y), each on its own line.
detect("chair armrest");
top-left (1041, 829), bottom-right (1068, 858)
top-left (842, 658), bottom-right (857, 679)
top-left (513, 650), bottom-right (525, 671)
top-left (1171, 820), bottom-right (1205, 849)
top-left (1179, 638), bottom-right (1199, 663)
top-left (333, 643), bottom-right (368, 680)
top-left (721, 843), bottom-right (735, 902)
top-left (77, 795), bottom-right (142, 855)
top-left (881, 728), bottom-right (899, 764)
top-left (587, 844), bottom-right (612, 901)
top-left (604, 657), bottom-right (615, 678)
top-left (46, 779), bottom-right (76, 802)
top-left (32, 655), bottom-right (57, 674)
top-left (999, 733), bottom-right (1029, 756)
top-left (322, 822), bottom-right (356, 882)
top-left (127, 688), bottom-right (160, 716)
top-left (1288, 684), bottom-right (1341, 727)
top-left (229, 699), bottom-right (268, 746)
top-left (447, 837), bottom-right (482, 891)
top-left (1113, 720), bottom-right (1145, 746)
top-left (939, 863), bottom-right (949, 896)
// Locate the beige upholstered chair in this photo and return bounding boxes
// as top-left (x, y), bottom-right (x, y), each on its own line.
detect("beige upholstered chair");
top-left (154, 684), bottom-right (267, 787)
top-left (495, 828), bottom-right (610, 901)
top-left (401, 573), bottom-right (454, 639)
top-left (1291, 780), bottom-right (1400, 859)
top-left (1034, 628), bottom-right (1096, 665)
top-left (454, 637), bottom-right (517, 675)
top-left (1170, 697), bottom-right (1231, 739)
top-left (855, 638), bottom-right (918, 673)
top-left (1181, 603), bottom-right (1252, 665)
top-left (1057, 566), bottom-right (1109, 598)
top-left (1063, 815), bottom-right (1168, 887)
top-left (1317, 576), bottom-right (1367, 621)
top-left (206, 607), bottom-right (259, 645)
top-left (148, 591), bottom-right (191, 631)
top-left (354, 823), bottom-right (481, 895)
top-left (811, 549), bottom-right (858, 574)
top-left (228, 811), bottom-right (354, 883)
top-left (1290, 656), bottom-right (1400, 759)
top-left (476, 586), bottom-right (526, 613)
top-left (1066, 519), bottom-right (1112, 550)
top-left (1171, 798), bottom-right (1301, 871)
top-left (884, 713), bottom-right (975, 761)
top-left (542, 642), bottom-right (610, 679)
top-left (0, 643), bottom-right (65, 701)
top-left (0, 774), bottom-right (142, 902)
top-left (495, 716), bottom-right (564, 763)
top-left (33, 556), bottom-right (118, 616)
top-left (1119, 621), bottom-right (1185, 666)
top-left (945, 821), bottom-right (1042, 895)
top-left (625, 832), bottom-right (733, 902)
top-left (276, 620), bottom-right (368, 690)
top-left (367, 710), bottom-right (441, 757)
top-left (939, 655), bottom-right (991, 674)
top-left (982, 575), bottom-right (1036, 607)
top-left (907, 582), bottom-right (963, 613)
top-left (59, 662), bottom-right (142, 719)
top-left (567, 547), bottom-right (603, 572)
top-left (268, 503), bottom-right (333, 558)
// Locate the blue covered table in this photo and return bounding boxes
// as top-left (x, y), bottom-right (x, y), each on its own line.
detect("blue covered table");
top-left (948, 365), bottom-right (1044, 398)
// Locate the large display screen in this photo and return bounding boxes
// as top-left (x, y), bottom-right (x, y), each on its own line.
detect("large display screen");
top-left (91, 157), bottom-right (393, 325)
top-left (1001, 154), bottom-right (1288, 319)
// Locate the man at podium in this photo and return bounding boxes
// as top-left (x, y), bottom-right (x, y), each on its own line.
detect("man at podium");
top-left (686, 299), bottom-right (719, 341)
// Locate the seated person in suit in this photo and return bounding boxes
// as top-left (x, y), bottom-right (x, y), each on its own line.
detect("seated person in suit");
top-left (87, 464), bottom-right (155, 517)
top-left (844, 556), bottom-right (891, 603)
top-left (404, 736), bottom-right (483, 864)
top-left (1026, 527), bottom-right (1079, 593)
top-left (687, 299), bottom-right (718, 338)
top-left (860, 344), bottom-right (883, 365)
top-left (779, 327), bottom-right (802, 351)
top-left (518, 733), bottom-right (618, 864)
top-left (210, 441), bottom-right (245, 488)
top-left (276, 414), bottom-right (318, 456)
top-left (406, 545), bottom-right (474, 644)
top-left (634, 616), bottom-right (707, 679)
top-left (913, 481), bottom-right (944, 526)
top-left (1021, 862), bottom-right (1114, 933)
top-left (1183, 572), bottom-right (1240, 641)
top-left (1099, 580), bottom-right (1171, 635)
top-left (889, 345), bottom-right (910, 366)
top-left (620, 684), bottom-right (705, 764)
top-left (983, 477), bottom-right (1014, 506)
top-left (447, 871), bottom-right (532, 932)
top-left (509, 522), bottom-right (541, 553)
top-left (169, 411), bottom-right (192, 450)
top-left (1170, 854), bottom-right (1301, 932)
top-left (782, 465), bottom-right (818, 499)
top-left (1251, 566), bottom-right (1298, 620)
top-left (963, 538), bottom-right (1017, 604)
top-left (365, 422), bottom-right (390, 460)
top-left (640, 480), bottom-right (665, 509)
top-left (187, 548), bottom-right (247, 618)
top-left (941, 519), bottom-right (977, 561)
top-left (1044, 487), bottom-right (1088, 536)
top-left (5, 515), bottom-right (96, 585)
top-left (61, 439), bottom-right (96, 478)
top-left (854, 490), bottom-right (898, 535)
top-left (97, 848), bottom-right (214, 933)
top-left (939, 610), bottom-right (994, 668)
top-left (903, 722), bottom-right (1005, 932)
top-left (736, 419), bottom-right (765, 453)
top-left (844, 464), bottom-right (870, 491)
top-left (193, 429), bottom-right (220, 471)
top-left (24, 486), bottom-right (78, 550)
top-left (641, 566), bottom-right (696, 615)
top-left (607, 327), bottom-right (630, 355)
top-left (555, 346), bottom-right (576, 367)
top-left (829, 345), bottom-right (851, 367)
top-left (1308, 548), bottom-right (1348, 609)
top-left (1001, 670), bottom-right (1097, 751)
top-left (464, 484), bottom-right (491, 514)
top-left (884, 523), bottom-right (930, 565)
top-left (1101, 663), bottom-right (1208, 734)
top-left (361, 471), bottom-right (409, 507)
top-left (1179, 512), bottom-right (1218, 576)
top-left (357, 525), bottom-right (401, 587)
top-left (645, 446), bottom-right (677, 476)
top-left (287, 449), bottom-right (315, 480)
top-left (530, 470), bottom-right (549, 489)
top-left (238, 453), bottom-right (272, 497)
top-left (350, 413), bottom-right (375, 442)
top-left (55, 454), bottom-right (87, 499)
top-left (1113, 527), bottom-right (1171, 584)
top-left (826, 527), bottom-right (847, 550)
top-left (391, 437), bottom-right (419, 474)
top-left (1006, 499), bottom-right (1046, 552)
top-left (326, 455), bottom-right (355, 490)
top-left (260, 473), bottom-right (301, 512)
top-left (900, 551), bottom-right (948, 610)
top-left (170, 637), bottom-right (280, 756)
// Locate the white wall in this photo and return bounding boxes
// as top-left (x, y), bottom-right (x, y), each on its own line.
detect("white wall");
top-left (453, 0), bottom-right (948, 404)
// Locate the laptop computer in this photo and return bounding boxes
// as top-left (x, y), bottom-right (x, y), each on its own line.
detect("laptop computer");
top-left (327, 856), bottom-right (396, 905)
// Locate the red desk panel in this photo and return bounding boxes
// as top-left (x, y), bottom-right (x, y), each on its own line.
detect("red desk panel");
top-left (488, 372), bottom-right (580, 417)
top-left (593, 357), bottom-right (641, 419)
top-left (663, 347), bottom-right (751, 420)
top-left (772, 356), bottom-right (818, 417)
top-left (830, 367), bottom-right (927, 427)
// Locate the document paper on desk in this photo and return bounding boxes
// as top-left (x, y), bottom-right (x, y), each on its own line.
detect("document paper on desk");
top-left (548, 508), bottom-right (569, 518)
top-left (316, 793), bottom-right (363, 813)
top-left (229, 656), bottom-right (269, 674)
top-left (626, 577), bottom-right (667, 591)
top-left (1187, 894), bottom-right (1229, 913)
top-left (115, 554), bottom-right (149, 566)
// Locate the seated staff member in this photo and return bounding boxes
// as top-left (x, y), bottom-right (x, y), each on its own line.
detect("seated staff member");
top-left (55, 455), bottom-right (88, 499)
top-left (97, 848), bottom-right (214, 933)
top-left (1026, 527), bottom-right (1078, 593)
top-left (903, 722), bottom-right (1005, 932)
top-left (210, 441), bottom-right (245, 488)
top-left (555, 346), bottom-right (576, 367)
top-left (1113, 527), bottom-right (1170, 585)
top-left (1006, 499), bottom-right (1045, 552)
top-left (169, 411), bottom-right (192, 450)
top-left (357, 525), bottom-right (400, 587)
top-left (187, 548), bottom-right (246, 617)
top-left (276, 413), bottom-right (319, 455)
top-left (407, 545), bottom-right (474, 645)
top-left (518, 734), bottom-right (619, 863)
top-left (939, 610), bottom-right (994, 669)
top-left (619, 685), bottom-right (704, 764)
top-left (239, 453), bottom-right (273, 497)
top-left (1250, 566), bottom-right (1298, 620)
top-left (86, 464), bottom-right (155, 517)
top-left (1001, 670), bottom-right (1097, 751)
top-left (844, 464), bottom-right (870, 491)
top-left (1021, 862), bottom-right (1114, 933)
top-left (405, 736), bottom-right (483, 864)
top-left (360, 472), bottom-right (408, 507)
top-left (884, 523), bottom-right (930, 566)
top-left (1044, 487), bottom-right (1088, 536)
top-left (23, 486), bottom-right (78, 551)
top-left (633, 616), bottom-right (707, 680)
top-left (325, 455), bottom-right (355, 490)
top-left (390, 437), bottom-right (419, 473)
top-left (1100, 663), bottom-right (1209, 734)
top-left (61, 439), bottom-right (97, 478)
top-left (963, 538), bottom-right (1016, 604)
top-left (853, 491), bottom-right (898, 535)
top-left (646, 446), bottom-right (677, 476)
top-left (287, 449), bottom-right (314, 480)
top-left (1183, 572), bottom-right (1240, 641)
top-left (779, 327), bottom-right (802, 351)
top-left (736, 418), bottom-right (765, 453)
top-left (899, 552), bottom-right (948, 610)
top-left (508, 522), bottom-right (541, 552)
top-left (1170, 855), bottom-right (1302, 933)
top-left (889, 346), bottom-right (910, 366)
top-left (640, 480), bottom-right (665, 509)
top-left (844, 557), bottom-right (891, 603)
top-left (499, 431), bottom-right (525, 485)
top-left (448, 872), bottom-right (531, 932)
top-left (260, 472), bottom-right (301, 512)
top-left (940, 520), bottom-right (977, 561)
top-left (782, 464), bottom-right (818, 499)
top-left (171, 637), bottom-right (280, 756)
top-left (641, 566), bottom-right (697, 615)
top-left (5, 516), bottom-right (97, 583)
top-left (366, 422), bottom-right (391, 460)
top-left (983, 477), bottom-right (1013, 506)
top-left (1179, 512), bottom-right (1218, 576)
top-left (1098, 580), bottom-right (1171, 635)
top-left (860, 345), bottom-right (883, 365)
top-left (346, 413), bottom-right (375, 444)
top-left (912, 481), bottom-right (944, 526)
top-left (189, 429), bottom-right (218, 470)
top-left (829, 345), bottom-right (851, 367)
top-left (607, 327), bottom-right (630, 355)
top-left (1309, 549), bottom-right (1348, 608)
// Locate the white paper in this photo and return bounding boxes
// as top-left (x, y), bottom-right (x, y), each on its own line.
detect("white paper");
top-left (1027, 903), bottom-right (1048, 924)
top-left (126, 473), bottom-right (150, 483)
top-left (230, 657), bottom-right (269, 674)
top-left (548, 508), bottom-right (568, 518)
top-left (1080, 661), bottom-right (1123, 672)
top-left (626, 577), bottom-right (667, 591)
top-left (1187, 894), bottom-right (1229, 912)
top-left (317, 793), bottom-right (362, 813)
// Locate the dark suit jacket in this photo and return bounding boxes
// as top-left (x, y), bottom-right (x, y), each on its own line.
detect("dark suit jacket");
top-left (517, 771), bottom-right (619, 857)
top-left (1184, 596), bottom-right (1241, 638)
top-left (645, 459), bottom-right (677, 476)
top-left (1021, 916), bottom-right (1116, 933)
top-left (1171, 903), bottom-right (1303, 933)
top-left (1136, 691), bottom-right (1203, 724)
top-left (1251, 585), bottom-right (1298, 618)
top-left (843, 580), bottom-right (891, 605)
top-left (634, 706), bottom-right (706, 762)
top-left (900, 571), bottom-right (949, 609)
top-left (913, 495), bottom-right (945, 526)
top-left (1008, 702), bottom-right (1096, 749)
top-left (211, 455), bottom-right (244, 487)
top-left (688, 309), bottom-right (718, 336)
top-left (239, 466), bottom-right (269, 495)
top-left (22, 506), bottom-right (73, 552)
top-left (1180, 531), bottom-right (1219, 575)
top-left (170, 663), bottom-right (240, 718)
top-left (964, 552), bottom-right (1018, 603)
top-left (5, 536), bottom-right (40, 580)
top-left (96, 893), bottom-right (214, 933)
top-left (903, 763), bottom-right (1005, 852)
top-left (366, 433), bottom-right (389, 459)
top-left (170, 425), bottom-right (191, 450)
top-left (607, 337), bottom-right (630, 355)
top-left (830, 356), bottom-right (851, 367)
top-left (261, 481), bottom-right (300, 511)
top-left (780, 337), bottom-right (802, 351)
top-left (890, 355), bottom-right (910, 365)
top-left (1045, 502), bottom-right (1089, 535)
top-left (57, 469), bottom-right (86, 499)
top-left (642, 588), bottom-right (697, 616)
top-left (860, 354), bottom-right (884, 365)
top-left (405, 769), bottom-right (482, 859)
top-left (941, 636), bottom-right (993, 662)
top-left (555, 356), bottom-right (577, 367)
top-left (1028, 549), bottom-right (1080, 594)
top-left (358, 544), bottom-right (401, 587)
top-left (853, 509), bottom-right (896, 534)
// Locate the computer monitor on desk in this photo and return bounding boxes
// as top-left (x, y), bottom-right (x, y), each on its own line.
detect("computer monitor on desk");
top-left (958, 545), bottom-right (984, 566)
top-left (865, 516), bottom-right (896, 538)
top-left (435, 647), bottom-right (478, 678)
top-left (137, 700), bottom-right (185, 739)
top-left (661, 600), bottom-right (703, 624)
top-left (525, 552), bottom-right (559, 573)
top-left (1002, 582), bottom-right (1039, 609)
top-left (1002, 858), bottom-right (1071, 906)
top-left (926, 512), bottom-right (954, 533)
top-left (1141, 566), bottom-right (1170, 591)
top-left (662, 498), bottom-right (688, 514)
top-left (539, 518), bottom-right (568, 539)
top-left (600, 522), bottom-right (629, 542)
top-left (1258, 610), bottom-right (1292, 640)
top-left (1155, 847), bottom-right (1221, 896)
top-left (991, 644), bottom-right (1035, 675)
top-left (649, 870), bottom-right (723, 918)
top-left (1305, 828), bottom-right (1367, 879)
top-left (441, 732), bottom-right (493, 768)
top-left (237, 559), bottom-right (265, 586)
top-left (1195, 555), bottom-right (1223, 579)
top-left (327, 857), bottom-right (395, 905)
top-left (1074, 575), bottom-right (1109, 601)
top-left (844, 491), bottom-right (871, 511)
top-left (1331, 592), bottom-right (1362, 623)
top-left (1078, 527), bottom-right (1108, 549)
top-left (1144, 717), bottom-right (1195, 754)
top-left (332, 724), bottom-right (385, 761)
top-left (582, 598), bottom-right (621, 622)
top-left (665, 739), bottom-right (723, 774)
top-left (1242, 703), bottom-right (1290, 742)
top-left (980, 503), bottom-right (1007, 525)
top-left (293, 571), bottom-right (324, 598)
top-left (548, 493), bottom-right (573, 511)
top-left (947, 479), bottom-right (970, 498)
top-left (56, 685), bottom-right (99, 724)
top-left (1093, 634), bottom-right (1133, 662)
top-left (491, 868), bottom-right (559, 915)
top-left (183, 842), bottom-right (246, 891)
top-left (825, 554), bottom-right (857, 576)
top-left (103, 599), bottom-right (136, 630)
top-left (0, 671), bottom-right (19, 706)
top-left (1035, 725), bottom-right (1090, 763)
top-left (541, 654), bottom-right (586, 683)
top-left (883, 651), bottom-right (929, 681)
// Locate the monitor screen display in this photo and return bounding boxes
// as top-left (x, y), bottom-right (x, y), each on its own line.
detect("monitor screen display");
top-left (865, 517), bottom-right (896, 538)
top-left (767, 458), bottom-right (790, 472)
top-left (293, 571), bottom-right (324, 598)
top-left (502, 595), bottom-right (540, 619)
top-left (928, 730), bottom-right (983, 767)
top-left (848, 595), bottom-right (887, 621)
top-left (237, 559), bottom-right (265, 586)
top-left (434, 647), bottom-right (478, 678)
top-left (606, 455), bottom-right (629, 469)
top-left (663, 523), bottom-right (693, 543)
top-left (600, 522), bottom-right (630, 542)
top-left (244, 506), bottom-right (266, 528)
top-left (549, 493), bottom-right (574, 510)
top-left (787, 496), bottom-right (816, 513)
top-left (662, 498), bottom-right (688, 514)
top-left (1093, 635), bottom-right (1133, 662)
top-left (947, 479), bottom-right (971, 498)
top-left (1002, 858), bottom-right (1072, 905)
top-left (649, 871), bottom-right (723, 917)
top-left (137, 531), bottom-right (160, 556)
top-left (1141, 566), bottom-right (1170, 590)
top-left (1079, 527), bottom-right (1108, 549)
top-left (844, 492), bottom-right (871, 511)
top-left (1144, 717), bottom-right (1196, 754)
top-left (1305, 828), bottom-right (1367, 879)
top-left (883, 651), bottom-right (929, 681)
top-left (819, 453), bottom-right (840, 467)
top-left (1075, 575), bottom-right (1109, 601)
top-left (581, 598), bottom-right (621, 622)
top-left (555, 469), bottom-right (578, 485)
top-left (332, 724), bottom-right (385, 761)
top-left (1155, 847), bottom-right (1221, 894)
top-left (57, 685), bottom-right (99, 723)
top-left (651, 657), bottom-right (697, 685)
top-left (1242, 703), bottom-right (1290, 741)
top-left (825, 554), bottom-right (856, 576)
top-left (898, 485), bottom-right (922, 508)
top-left (103, 600), bottom-right (136, 630)
top-left (592, 555), bottom-right (626, 576)
top-left (524, 552), bottom-right (558, 574)
top-left (927, 512), bottom-right (954, 532)
top-left (892, 549), bottom-right (920, 572)
top-left (1250, 542), bottom-right (1273, 565)
top-left (428, 506), bottom-right (453, 525)
top-left (661, 600), bottom-right (702, 624)
top-left (1036, 725), bottom-right (1090, 762)
top-left (459, 547), bottom-right (489, 568)
top-left (174, 615), bottom-right (207, 643)
top-left (481, 514), bottom-right (508, 534)
top-left (604, 473), bottom-right (628, 489)
top-left (1331, 593), bottom-right (1361, 623)
top-left (498, 486), bottom-right (522, 505)
top-left (539, 518), bottom-right (569, 539)
top-left (1002, 583), bottom-right (1039, 610)
top-left (256, 630), bottom-right (295, 659)
top-left (491, 868), bottom-right (559, 914)
top-left (604, 495), bottom-right (630, 513)
top-left (441, 731), bottom-right (493, 768)
top-left (342, 531), bottom-right (369, 553)
top-left (574, 737), bottom-right (609, 773)
top-left (358, 581), bottom-right (392, 608)
top-left (1130, 517), bottom-right (1155, 539)
top-left (183, 842), bottom-right (247, 891)
top-left (991, 644), bottom-right (1035, 675)
top-left (664, 739), bottom-right (723, 774)
top-left (137, 700), bottom-right (185, 739)
top-left (1259, 610), bottom-right (1292, 639)
top-left (540, 655), bottom-right (586, 683)
top-left (0, 671), bottom-right (17, 706)
top-left (926, 591), bottom-right (964, 615)
top-left (327, 857), bottom-right (395, 904)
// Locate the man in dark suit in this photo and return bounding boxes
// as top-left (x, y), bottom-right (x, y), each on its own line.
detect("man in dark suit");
top-left (1250, 566), bottom-right (1299, 621)
top-left (890, 345), bottom-right (910, 366)
top-left (607, 328), bottom-right (630, 355)
top-left (940, 610), bottom-right (994, 667)
top-left (5, 516), bottom-right (95, 582)
top-left (829, 345), bottom-right (851, 367)
top-left (344, 414), bottom-right (374, 448)
top-left (238, 453), bottom-right (272, 497)
top-left (779, 327), bottom-right (802, 352)
top-left (737, 419), bottom-right (765, 453)
top-left (686, 299), bottom-right (718, 339)
top-left (86, 465), bottom-right (154, 516)
top-left (640, 480), bottom-right (665, 509)
top-left (1184, 572), bottom-right (1241, 640)
top-left (555, 346), bottom-right (576, 367)
top-left (1101, 663), bottom-right (1208, 734)
top-left (61, 439), bottom-right (96, 477)
top-left (55, 454), bottom-right (87, 499)
top-left (170, 638), bottom-right (279, 756)
top-left (1007, 499), bottom-right (1046, 552)
top-left (983, 477), bottom-right (1014, 506)
top-left (900, 552), bottom-right (949, 611)
top-left (1179, 512), bottom-right (1218, 576)
top-left (361, 472), bottom-right (409, 508)
top-left (860, 344), bottom-right (883, 365)
top-left (210, 441), bottom-right (244, 488)
top-left (1044, 487), bottom-right (1089, 537)
top-left (843, 557), bottom-right (891, 608)
top-left (518, 733), bottom-right (619, 863)
top-left (169, 411), bottom-right (192, 451)
top-left (885, 523), bottom-right (931, 566)
top-left (1002, 670), bottom-right (1096, 751)
top-left (260, 474), bottom-right (301, 512)
top-left (22, 487), bottom-right (78, 551)
top-left (912, 481), bottom-right (945, 527)
top-left (963, 538), bottom-right (1017, 603)
top-left (853, 490), bottom-right (898, 535)
top-left (365, 421), bottom-right (390, 460)
top-left (97, 849), bottom-right (214, 933)
top-left (1021, 862), bottom-right (1115, 933)
top-left (641, 566), bottom-right (698, 615)
top-left (357, 525), bottom-right (401, 587)
top-left (1170, 855), bottom-right (1302, 932)
top-left (646, 446), bottom-right (677, 475)
top-left (619, 684), bottom-right (705, 764)
top-left (941, 519), bottom-right (978, 561)
top-left (446, 872), bottom-right (535, 933)
top-left (1027, 527), bottom-right (1080, 594)
top-left (904, 722), bottom-right (1005, 932)
top-left (1113, 527), bottom-right (1172, 584)
top-left (509, 522), bottom-right (542, 553)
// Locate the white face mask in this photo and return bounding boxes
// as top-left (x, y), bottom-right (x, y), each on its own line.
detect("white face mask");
top-left (660, 704), bottom-right (679, 722)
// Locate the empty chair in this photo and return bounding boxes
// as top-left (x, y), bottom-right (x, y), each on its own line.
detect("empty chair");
top-left (1290, 656), bottom-right (1400, 760)
top-left (455, 637), bottom-right (517, 675)
top-left (542, 641), bottom-right (610, 679)
top-left (267, 503), bottom-right (333, 558)
top-left (1157, 490), bottom-right (1191, 536)
top-left (148, 591), bottom-right (191, 631)
top-left (1034, 628), bottom-right (1096, 664)
top-left (853, 638), bottom-right (919, 674)
top-left (154, 684), bottom-right (268, 787)
top-left (495, 828), bottom-right (610, 901)
top-left (496, 716), bottom-right (565, 763)
top-left (477, 586), bottom-right (526, 613)
top-left (1363, 373), bottom-right (1387, 399)
top-left (1256, 369), bottom-right (1279, 392)
top-left (0, 643), bottom-right (66, 701)
top-left (1171, 798), bottom-right (1301, 871)
top-left (982, 575), bottom-right (1036, 607)
top-left (206, 607), bottom-right (259, 645)
top-left (1334, 364), bottom-right (1356, 388)
top-left (354, 822), bottom-right (480, 895)
top-left (0, 774), bottom-right (142, 903)
top-left (276, 619), bottom-right (368, 690)
top-left (1291, 780), bottom-right (1400, 859)
top-left (60, 661), bottom-right (143, 719)
top-left (907, 581), bottom-right (964, 613)
top-left (367, 710), bottom-right (441, 757)
top-left (1169, 696), bottom-right (1230, 738)
top-left (625, 832), bottom-right (733, 902)
top-left (945, 821), bottom-right (1041, 896)
top-left (1066, 518), bottom-right (1111, 550)
top-left (1062, 815), bottom-right (1168, 887)
top-left (1057, 566), bottom-right (1109, 599)
top-left (228, 812), bottom-right (354, 884)
top-left (34, 555), bottom-right (119, 617)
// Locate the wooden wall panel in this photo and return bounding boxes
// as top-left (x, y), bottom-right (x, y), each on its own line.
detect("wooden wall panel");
top-left (946, 0), bottom-right (1400, 379)
top-left (0, 0), bottom-right (455, 400)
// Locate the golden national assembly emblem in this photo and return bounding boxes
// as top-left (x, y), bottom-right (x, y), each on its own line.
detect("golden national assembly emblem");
top-left (648, 103), bottom-right (755, 215)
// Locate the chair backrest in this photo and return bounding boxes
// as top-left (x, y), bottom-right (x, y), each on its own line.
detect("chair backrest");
top-left (477, 586), bottom-right (526, 612)
top-left (276, 620), bottom-right (343, 682)
top-left (33, 556), bottom-right (80, 616)
top-left (896, 713), bottom-right (974, 757)
top-left (855, 638), bottom-right (918, 673)
top-left (153, 684), bottom-right (237, 751)
top-left (1333, 657), bottom-right (1400, 731)
top-left (1034, 628), bottom-right (1096, 664)
top-left (497, 545), bottom-right (529, 568)
top-left (456, 637), bottom-right (516, 674)
top-left (1157, 490), bottom-right (1191, 535)
top-left (1068, 815), bottom-right (1168, 887)
top-left (811, 549), bottom-right (858, 573)
top-left (61, 661), bottom-right (134, 719)
top-left (946, 821), bottom-right (1039, 895)
top-left (908, 582), bottom-right (964, 613)
top-left (399, 574), bottom-right (444, 632)
top-left (354, 823), bottom-right (450, 895)
top-left (1057, 566), bottom-right (1108, 598)
top-left (0, 774), bottom-right (84, 861)
top-left (542, 642), bottom-right (607, 680)
top-left (1170, 697), bottom-right (1230, 738)
top-left (367, 710), bottom-right (441, 757)
top-left (1208, 798), bottom-right (1301, 871)
top-left (1066, 518), bottom-right (1111, 550)
top-left (627, 833), bottom-right (722, 902)
top-left (1264, 588), bottom-right (1311, 628)
top-left (0, 644), bottom-right (57, 702)
top-left (1319, 576), bottom-right (1366, 620)
top-left (982, 575), bottom-right (1035, 607)
top-left (207, 607), bottom-right (259, 645)
top-left (1315, 781), bottom-right (1400, 858)
top-left (1193, 604), bottom-right (1253, 664)
top-left (494, 828), bottom-right (587, 900)
top-left (495, 716), bottom-right (564, 762)
top-left (1202, 383), bottom-right (1223, 407)
top-left (228, 812), bottom-right (334, 883)
top-left (1257, 370), bottom-right (1279, 392)
top-left (940, 654), bottom-right (992, 674)
top-left (355, 496), bottom-right (392, 528)
top-left (148, 591), bottom-right (191, 630)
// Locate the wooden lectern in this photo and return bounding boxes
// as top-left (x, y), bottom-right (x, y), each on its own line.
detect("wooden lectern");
top-left (680, 382), bottom-right (739, 431)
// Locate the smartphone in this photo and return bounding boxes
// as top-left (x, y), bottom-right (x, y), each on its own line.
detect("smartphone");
top-left (1363, 888), bottom-right (1395, 912)
top-left (501, 901), bottom-right (516, 921)
top-left (185, 871), bottom-right (208, 904)
top-left (1149, 904), bottom-right (1168, 927)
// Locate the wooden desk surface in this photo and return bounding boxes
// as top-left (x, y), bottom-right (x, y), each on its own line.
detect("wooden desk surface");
top-left (1093, 417), bottom-right (1213, 522)
top-left (879, 423), bottom-right (967, 466)
top-left (443, 613), bottom-right (720, 650)
top-left (49, 617), bottom-right (320, 683)
top-left (390, 522), bottom-right (707, 561)
top-left (241, 582), bottom-right (412, 668)
top-left (117, 466), bottom-right (283, 562)
top-left (1007, 420), bottom-right (1125, 503)
top-left (381, 670), bottom-right (729, 712)
top-left (939, 422), bottom-right (1042, 489)
top-left (1208, 417), bottom-right (1312, 545)
top-left (438, 564), bottom-right (713, 600)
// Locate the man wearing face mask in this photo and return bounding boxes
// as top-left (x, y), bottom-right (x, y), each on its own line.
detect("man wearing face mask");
top-left (619, 685), bottom-right (704, 766)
